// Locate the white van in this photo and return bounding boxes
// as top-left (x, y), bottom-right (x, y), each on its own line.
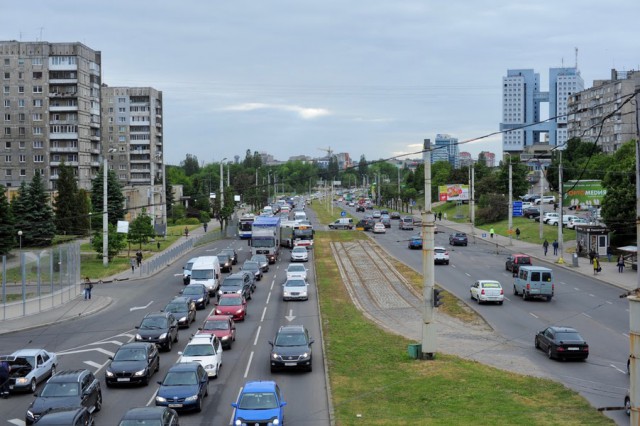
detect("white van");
top-left (294, 211), bottom-right (307, 222)
top-left (513, 266), bottom-right (554, 301)
top-left (189, 256), bottom-right (221, 295)
top-left (328, 218), bottom-right (353, 230)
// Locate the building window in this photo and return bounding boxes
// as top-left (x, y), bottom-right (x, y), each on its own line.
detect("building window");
top-left (32, 85), bottom-right (43, 93)
top-left (18, 86), bottom-right (24, 93)
top-left (118, 97), bottom-right (126, 103)
top-left (3, 72), bottom-right (9, 79)
top-left (33, 127), bottom-right (43, 135)
top-left (4, 169), bottom-right (11, 177)
top-left (118, 126), bottom-right (126, 132)
top-left (118, 136), bottom-right (126, 142)
top-left (4, 100), bottom-right (9, 107)
top-left (3, 59), bottom-right (9, 66)
top-left (18, 113), bottom-right (25, 121)
top-left (32, 57), bottom-right (43, 65)
top-left (18, 141), bottom-right (25, 149)
top-left (32, 71), bottom-right (42, 79)
top-left (18, 127), bottom-right (25, 136)
top-left (4, 141), bottom-right (10, 149)
top-left (18, 99), bottom-right (25, 108)
top-left (3, 86), bottom-right (9, 94)
top-left (4, 128), bottom-right (10, 136)
top-left (34, 155), bottom-right (44, 163)
top-left (19, 169), bottom-right (26, 176)
top-left (3, 114), bottom-right (10, 121)
top-left (118, 107), bottom-right (126, 112)
top-left (33, 140), bottom-right (43, 148)
top-left (19, 154), bottom-right (25, 162)
top-left (33, 99), bottom-right (43, 107)
top-left (5, 155), bottom-right (11, 162)
top-left (32, 113), bottom-right (42, 121)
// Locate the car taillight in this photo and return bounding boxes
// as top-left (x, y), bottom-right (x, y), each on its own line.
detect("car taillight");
top-left (481, 289), bottom-right (485, 295)
top-left (526, 284), bottom-right (530, 290)
top-left (445, 251), bottom-right (449, 255)
top-left (557, 347), bottom-right (565, 352)
top-left (500, 289), bottom-right (504, 295)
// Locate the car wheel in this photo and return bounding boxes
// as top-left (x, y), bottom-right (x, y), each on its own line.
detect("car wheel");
top-left (625, 396), bottom-right (631, 416)
top-left (174, 331), bottom-right (179, 343)
top-left (50, 364), bottom-right (56, 378)
top-left (547, 347), bottom-right (554, 360)
top-left (165, 339), bottom-right (172, 352)
top-left (95, 391), bottom-right (102, 412)
top-left (205, 382), bottom-right (209, 396)
top-left (446, 261), bottom-right (449, 265)
top-left (498, 301), bottom-right (503, 305)
top-left (470, 292), bottom-right (474, 300)
top-left (195, 396), bottom-right (203, 413)
top-left (476, 296), bottom-right (482, 305)
top-left (142, 371), bottom-right (149, 386)
top-left (522, 291), bottom-right (528, 301)
top-left (513, 286), bottom-right (519, 296)
top-left (30, 378), bottom-right (37, 393)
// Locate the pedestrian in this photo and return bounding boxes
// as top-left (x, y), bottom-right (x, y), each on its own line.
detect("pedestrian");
top-left (0, 359), bottom-right (10, 399)
top-left (437, 212), bottom-right (442, 221)
top-left (157, 241), bottom-right (161, 251)
top-left (490, 228), bottom-right (495, 238)
top-left (184, 226), bottom-right (189, 238)
top-left (515, 227), bottom-right (521, 240)
top-left (130, 257), bottom-right (136, 273)
top-left (553, 202), bottom-right (558, 212)
top-left (589, 249), bottom-right (595, 264)
top-left (552, 239), bottom-right (558, 256)
top-left (542, 239), bottom-right (549, 256)
top-left (443, 212), bottom-right (447, 220)
top-left (606, 245), bottom-right (613, 262)
top-left (593, 256), bottom-right (600, 275)
top-left (617, 255), bottom-right (625, 273)
top-left (203, 222), bottom-right (208, 232)
top-left (83, 277), bottom-right (93, 300)
top-left (136, 251), bottom-right (143, 267)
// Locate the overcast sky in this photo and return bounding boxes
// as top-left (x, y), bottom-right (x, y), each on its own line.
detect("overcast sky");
top-left (2, 1), bottom-right (639, 165)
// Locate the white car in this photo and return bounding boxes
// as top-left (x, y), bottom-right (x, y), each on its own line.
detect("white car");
top-left (567, 217), bottom-right (588, 229)
top-left (283, 278), bottom-right (309, 301)
top-left (0, 349), bottom-right (58, 393)
top-left (177, 334), bottom-right (223, 378)
top-left (286, 263), bottom-right (308, 281)
top-left (291, 246), bottom-right (309, 262)
top-left (373, 222), bottom-right (386, 234)
top-left (434, 247), bottom-right (449, 265)
top-left (470, 280), bottom-right (504, 305)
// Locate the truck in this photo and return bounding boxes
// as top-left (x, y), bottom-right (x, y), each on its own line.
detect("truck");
top-left (250, 216), bottom-right (281, 263)
top-left (280, 220), bottom-right (297, 248)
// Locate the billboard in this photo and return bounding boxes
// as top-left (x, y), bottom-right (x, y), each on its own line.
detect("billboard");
top-left (563, 180), bottom-right (606, 208)
top-left (438, 184), bottom-right (469, 201)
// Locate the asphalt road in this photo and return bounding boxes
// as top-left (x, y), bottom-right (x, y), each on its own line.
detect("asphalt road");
top-left (0, 237), bottom-right (330, 425)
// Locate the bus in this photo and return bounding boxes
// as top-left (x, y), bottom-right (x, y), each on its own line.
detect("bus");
top-left (238, 214), bottom-right (255, 239)
top-left (293, 223), bottom-right (314, 248)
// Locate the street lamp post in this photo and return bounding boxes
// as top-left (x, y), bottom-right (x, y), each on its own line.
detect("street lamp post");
top-left (103, 148), bottom-right (117, 267)
top-left (505, 153), bottom-right (513, 246)
top-left (18, 230), bottom-right (22, 251)
top-left (88, 212), bottom-right (92, 239)
top-left (220, 158), bottom-right (227, 210)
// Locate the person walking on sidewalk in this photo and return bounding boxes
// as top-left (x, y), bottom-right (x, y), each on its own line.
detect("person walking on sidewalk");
top-left (136, 251), bottom-right (143, 267)
top-left (130, 257), bottom-right (136, 273)
top-left (589, 249), bottom-right (595, 264)
top-left (490, 228), bottom-right (495, 238)
top-left (83, 277), bottom-right (93, 300)
top-left (203, 222), bottom-right (208, 232)
top-left (542, 239), bottom-right (549, 256)
top-left (184, 226), bottom-right (189, 238)
top-left (607, 245), bottom-right (613, 262)
top-left (552, 239), bottom-right (559, 256)
top-left (443, 212), bottom-right (447, 220)
top-left (515, 228), bottom-right (520, 240)
top-left (593, 256), bottom-right (600, 275)
top-left (617, 254), bottom-right (625, 273)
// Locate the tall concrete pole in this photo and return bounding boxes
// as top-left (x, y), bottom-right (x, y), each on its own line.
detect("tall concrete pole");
top-left (150, 158), bottom-right (155, 227)
top-left (629, 296), bottom-right (640, 423)
top-left (470, 165), bottom-right (475, 239)
top-left (508, 155), bottom-right (513, 246)
top-left (557, 150), bottom-right (565, 264)
top-left (421, 139), bottom-right (437, 359)
top-left (539, 168), bottom-right (544, 239)
top-left (102, 158), bottom-right (109, 267)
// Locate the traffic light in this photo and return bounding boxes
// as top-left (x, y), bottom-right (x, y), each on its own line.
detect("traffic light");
top-left (433, 288), bottom-right (444, 307)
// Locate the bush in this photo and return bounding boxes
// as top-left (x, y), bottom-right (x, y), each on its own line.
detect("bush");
top-left (475, 193), bottom-right (508, 225)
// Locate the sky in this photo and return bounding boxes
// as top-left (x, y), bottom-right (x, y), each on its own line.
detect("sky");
top-left (2, 1), bottom-right (639, 166)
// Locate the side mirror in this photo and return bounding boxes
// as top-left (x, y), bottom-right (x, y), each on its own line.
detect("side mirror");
top-left (135, 326), bottom-right (140, 329)
top-left (177, 352), bottom-right (183, 356)
top-left (198, 327), bottom-right (203, 331)
top-left (108, 356), bottom-right (113, 360)
top-left (281, 401), bottom-right (287, 407)
top-left (309, 340), bottom-right (315, 345)
top-left (268, 341), bottom-right (274, 346)
top-left (157, 381), bottom-right (163, 385)
top-left (231, 403), bottom-right (238, 408)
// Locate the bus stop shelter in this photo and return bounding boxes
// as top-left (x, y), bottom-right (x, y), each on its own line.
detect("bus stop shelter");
top-left (575, 224), bottom-right (609, 258)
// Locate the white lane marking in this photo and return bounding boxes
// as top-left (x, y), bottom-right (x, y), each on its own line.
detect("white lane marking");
top-left (266, 291), bottom-right (271, 305)
top-left (464, 272), bottom-right (471, 277)
top-left (260, 306), bottom-right (267, 322)
top-left (173, 273), bottom-right (183, 277)
top-left (58, 347), bottom-right (115, 357)
top-left (582, 313), bottom-right (592, 318)
top-left (270, 280), bottom-right (275, 291)
top-left (574, 287), bottom-right (580, 291)
top-left (230, 388), bottom-right (242, 425)
top-left (87, 340), bottom-right (123, 346)
top-left (8, 419), bottom-right (25, 426)
top-left (606, 301), bottom-right (612, 304)
top-left (623, 333), bottom-right (630, 338)
top-left (285, 309), bottom-right (295, 322)
top-left (206, 249), bottom-right (216, 252)
top-left (254, 326), bottom-right (261, 346)
top-left (83, 360), bottom-right (102, 370)
top-left (121, 333), bottom-right (135, 339)
top-left (504, 297), bottom-right (511, 302)
top-left (529, 312), bottom-right (538, 319)
top-left (243, 351), bottom-right (254, 378)
top-left (589, 294), bottom-right (595, 297)
top-left (130, 300), bottom-right (154, 311)
top-left (146, 389), bottom-right (158, 407)
top-left (611, 364), bottom-right (627, 374)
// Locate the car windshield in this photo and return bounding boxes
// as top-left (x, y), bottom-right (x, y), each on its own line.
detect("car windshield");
top-left (140, 317), bottom-right (168, 329)
top-left (183, 344), bottom-right (214, 357)
top-left (191, 270), bottom-right (213, 280)
top-left (219, 297), bottom-right (242, 306)
top-left (162, 371), bottom-right (198, 386)
top-left (218, 254), bottom-right (230, 262)
top-left (275, 332), bottom-right (308, 347)
top-left (183, 287), bottom-right (204, 296)
top-left (285, 280), bottom-right (306, 288)
top-left (243, 262), bottom-right (259, 271)
top-left (113, 348), bottom-right (146, 361)
top-left (411, 235), bottom-right (421, 240)
top-left (41, 382), bottom-right (79, 397)
top-left (203, 320), bottom-right (229, 331)
top-left (556, 332), bottom-right (583, 341)
top-left (221, 250), bottom-right (235, 257)
top-left (288, 265), bottom-right (305, 272)
top-left (292, 248), bottom-right (306, 254)
top-left (223, 278), bottom-right (242, 287)
top-left (165, 303), bottom-right (187, 314)
top-left (435, 249), bottom-right (446, 254)
top-left (238, 392), bottom-right (279, 410)
top-left (184, 262), bottom-right (195, 271)
top-left (252, 255), bottom-right (267, 264)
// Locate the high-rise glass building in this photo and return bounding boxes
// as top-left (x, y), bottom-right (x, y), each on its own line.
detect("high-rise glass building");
top-left (432, 134), bottom-right (459, 169)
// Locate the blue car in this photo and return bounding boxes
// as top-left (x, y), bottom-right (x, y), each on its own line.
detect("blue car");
top-left (232, 381), bottom-right (286, 426)
top-left (408, 234), bottom-right (422, 249)
top-left (155, 363), bottom-right (208, 412)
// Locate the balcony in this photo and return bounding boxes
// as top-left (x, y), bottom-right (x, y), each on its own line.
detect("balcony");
top-left (129, 177), bottom-right (150, 184)
top-left (49, 105), bottom-right (78, 112)
top-left (49, 132), bottom-right (77, 140)
top-left (50, 147), bottom-right (78, 153)
top-left (49, 78), bottom-right (78, 85)
top-left (49, 120), bottom-right (78, 125)
top-left (130, 168), bottom-right (151, 173)
top-left (49, 92), bottom-right (77, 98)
top-left (50, 161), bottom-right (79, 167)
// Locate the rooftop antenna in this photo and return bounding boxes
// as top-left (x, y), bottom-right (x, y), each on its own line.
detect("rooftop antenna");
top-left (37, 27), bottom-right (44, 41)
top-left (575, 47), bottom-right (579, 69)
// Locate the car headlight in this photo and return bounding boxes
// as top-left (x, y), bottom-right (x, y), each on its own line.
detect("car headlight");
top-left (221, 335), bottom-right (230, 340)
top-left (184, 394), bottom-right (199, 402)
top-left (236, 309), bottom-right (243, 314)
top-left (26, 410), bottom-right (35, 419)
top-left (234, 420), bottom-right (242, 426)
top-left (159, 333), bottom-right (168, 340)
top-left (301, 352), bottom-right (310, 359)
top-left (135, 333), bottom-right (142, 340)
top-left (273, 419), bottom-right (280, 425)
top-left (16, 377), bottom-right (28, 384)
top-left (156, 396), bottom-right (167, 403)
top-left (272, 353), bottom-right (279, 359)
top-left (205, 364), bottom-right (215, 370)
top-left (215, 309), bottom-right (222, 314)
top-left (105, 370), bottom-right (114, 377)
top-left (133, 368), bottom-right (146, 377)
top-left (197, 297), bottom-right (204, 302)
top-left (179, 316), bottom-right (187, 322)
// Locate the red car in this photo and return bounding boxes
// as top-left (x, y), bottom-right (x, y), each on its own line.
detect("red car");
top-left (215, 294), bottom-right (247, 321)
top-left (198, 315), bottom-right (237, 349)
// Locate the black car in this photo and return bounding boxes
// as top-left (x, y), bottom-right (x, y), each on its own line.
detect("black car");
top-left (218, 273), bottom-right (253, 301)
top-left (219, 248), bottom-right (239, 265)
top-left (269, 325), bottom-right (314, 372)
top-left (26, 370), bottom-right (102, 425)
top-left (135, 312), bottom-right (179, 352)
top-left (250, 254), bottom-right (269, 272)
top-left (390, 212), bottom-right (401, 219)
top-left (155, 363), bottom-right (209, 412)
top-left (31, 407), bottom-right (94, 426)
top-left (356, 205), bottom-right (365, 212)
top-left (241, 260), bottom-right (263, 281)
top-left (105, 342), bottom-right (160, 387)
top-left (523, 206), bottom-right (541, 219)
top-left (449, 232), bottom-right (468, 246)
top-left (180, 283), bottom-right (210, 309)
top-left (118, 407), bottom-right (179, 426)
top-left (217, 253), bottom-right (233, 273)
top-left (535, 326), bottom-right (589, 361)
top-left (164, 297), bottom-right (196, 328)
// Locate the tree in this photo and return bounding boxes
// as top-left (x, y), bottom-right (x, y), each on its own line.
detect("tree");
top-left (128, 209), bottom-right (156, 249)
top-left (76, 189), bottom-right (91, 236)
top-left (181, 154), bottom-right (200, 176)
top-left (13, 172), bottom-right (56, 247)
top-left (54, 162), bottom-right (81, 235)
top-left (91, 223), bottom-right (127, 261)
top-left (0, 185), bottom-right (16, 255)
top-left (358, 155), bottom-right (368, 179)
top-left (601, 140), bottom-right (635, 244)
top-left (91, 166), bottom-right (126, 226)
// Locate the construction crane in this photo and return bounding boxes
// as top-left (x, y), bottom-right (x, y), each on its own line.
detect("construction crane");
top-left (318, 146), bottom-right (333, 158)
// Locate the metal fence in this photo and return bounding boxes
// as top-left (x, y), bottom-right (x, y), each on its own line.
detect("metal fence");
top-left (0, 243), bottom-right (81, 320)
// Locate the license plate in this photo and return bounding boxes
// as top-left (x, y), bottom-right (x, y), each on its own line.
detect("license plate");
top-left (567, 347), bottom-right (579, 351)
top-left (285, 362), bottom-right (297, 366)
top-left (117, 378), bottom-right (130, 382)
top-left (168, 404), bottom-right (183, 408)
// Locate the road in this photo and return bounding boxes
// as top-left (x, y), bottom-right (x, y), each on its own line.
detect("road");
top-left (0, 237), bottom-right (330, 425)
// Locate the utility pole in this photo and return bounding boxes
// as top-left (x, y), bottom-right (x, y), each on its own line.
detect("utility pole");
top-left (539, 167), bottom-right (544, 239)
top-left (508, 155), bottom-right (513, 246)
top-left (630, 90), bottom-right (640, 426)
top-left (102, 157), bottom-right (109, 267)
top-left (557, 150), bottom-right (565, 264)
top-left (470, 165), bottom-right (475, 239)
top-left (421, 139), bottom-right (437, 359)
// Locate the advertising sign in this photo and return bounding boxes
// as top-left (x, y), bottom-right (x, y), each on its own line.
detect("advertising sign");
top-left (438, 184), bottom-right (469, 201)
top-left (563, 180), bottom-right (606, 208)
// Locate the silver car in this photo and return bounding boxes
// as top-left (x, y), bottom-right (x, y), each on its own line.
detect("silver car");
top-left (291, 246), bottom-right (309, 262)
top-left (1, 349), bottom-right (58, 393)
top-left (250, 254), bottom-right (269, 272)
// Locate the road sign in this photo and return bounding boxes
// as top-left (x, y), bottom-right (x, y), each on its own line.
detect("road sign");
top-left (341, 211), bottom-right (346, 217)
top-left (513, 201), bottom-right (523, 217)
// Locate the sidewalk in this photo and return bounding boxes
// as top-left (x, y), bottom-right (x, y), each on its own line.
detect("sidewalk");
top-left (0, 220), bottom-right (223, 335)
top-left (440, 218), bottom-right (639, 293)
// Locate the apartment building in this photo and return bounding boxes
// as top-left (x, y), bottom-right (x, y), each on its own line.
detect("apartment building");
top-left (432, 134), bottom-right (459, 168)
top-left (0, 41), bottom-right (101, 191)
top-left (567, 69), bottom-right (640, 153)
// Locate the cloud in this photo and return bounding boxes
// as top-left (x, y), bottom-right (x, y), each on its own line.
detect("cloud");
top-left (222, 102), bottom-right (331, 119)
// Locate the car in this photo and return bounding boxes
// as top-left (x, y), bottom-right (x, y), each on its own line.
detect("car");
top-left (285, 263), bottom-right (308, 281)
top-left (251, 254), bottom-right (270, 272)
top-left (567, 217), bottom-right (588, 229)
top-left (534, 195), bottom-right (556, 204)
top-left (155, 362), bottom-right (209, 412)
top-left (365, 204), bottom-right (373, 210)
top-left (363, 213), bottom-right (373, 220)
top-left (380, 215), bottom-right (391, 228)
top-left (434, 247), bottom-right (449, 265)
top-left (372, 210), bottom-right (382, 219)
top-left (198, 315), bottom-right (236, 350)
top-left (241, 260), bottom-right (263, 281)
top-left (182, 257), bottom-right (198, 285)
top-left (0, 349), bottom-right (58, 393)
top-left (541, 212), bottom-right (559, 224)
top-left (180, 283), bottom-right (210, 309)
top-left (328, 218), bottom-right (354, 229)
top-left (269, 325), bottom-right (314, 372)
top-left (547, 214), bottom-right (578, 227)
top-left (505, 253), bottom-right (532, 275)
top-left (400, 216), bottom-right (414, 230)
top-left (408, 234), bottom-right (422, 250)
top-left (219, 248), bottom-right (239, 265)
top-left (218, 273), bottom-right (253, 301)
top-left (283, 278), bottom-right (309, 301)
top-left (105, 342), bottom-right (160, 387)
top-left (118, 407), bottom-right (179, 426)
top-left (380, 209), bottom-right (389, 216)
top-left (232, 381), bottom-right (286, 426)
top-left (33, 407), bottom-right (94, 426)
top-left (470, 280), bottom-right (504, 305)
top-left (239, 269), bottom-right (257, 293)
top-left (164, 296), bottom-right (196, 328)
top-left (134, 312), bottom-right (179, 352)
top-left (534, 326), bottom-right (589, 361)
top-left (449, 232), bottom-right (468, 246)
top-left (521, 194), bottom-right (538, 202)
top-left (25, 369), bottom-right (102, 425)
top-left (215, 294), bottom-right (248, 321)
top-left (217, 253), bottom-right (233, 273)
top-left (390, 212), bottom-right (401, 219)
top-left (523, 206), bottom-right (541, 219)
top-left (177, 334), bottom-right (223, 379)
top-left (356, 205), bottom-right (365, 212)
top-left (356, 219), bottom-right (375, 231)
top-left (291, 246), bottom-right (309, 262)
top-left (373, 222), bottom-right (386, 234)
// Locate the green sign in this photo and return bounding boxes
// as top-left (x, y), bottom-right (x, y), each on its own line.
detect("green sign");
top-left (563, 180), bottom-right (606, 208)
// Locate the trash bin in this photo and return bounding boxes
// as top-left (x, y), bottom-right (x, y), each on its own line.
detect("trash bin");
top-left (407, 343), bottom-right (421, 359)
top-left (572, 253), bottom-right (579, 267)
